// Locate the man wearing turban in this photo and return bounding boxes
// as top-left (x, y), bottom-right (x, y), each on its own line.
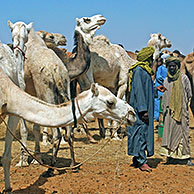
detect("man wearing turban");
top-left (160, 56), bottom-right (193, 165)
top-left (154, 53), bottom-right (169, 121)
top-left (127, 47), bottom-right (155, 172)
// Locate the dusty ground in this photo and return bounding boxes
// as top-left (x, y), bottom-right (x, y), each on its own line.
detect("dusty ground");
top-left (0, 111), bottom-right (194, 194)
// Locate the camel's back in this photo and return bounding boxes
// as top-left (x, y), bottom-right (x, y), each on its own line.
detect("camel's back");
top-left (24, 28), bottom-right (70, 102)
top-left (89, 35), bottom-right (136, 87)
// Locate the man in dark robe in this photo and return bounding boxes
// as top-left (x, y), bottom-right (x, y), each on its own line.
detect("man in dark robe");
top-left (127, 47), bottom-right (155, 172)
top-left (160, 56), bottom-right (193, 165)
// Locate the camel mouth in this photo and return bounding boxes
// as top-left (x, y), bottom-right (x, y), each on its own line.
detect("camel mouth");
top-left (89, 19), bottom-right (106, 31)
top-left (58, 40), bottom-right (67, 46)
top-left (90, 25), bottom-right (101, 31)
top-left (126, 110), bottom-right (136, 124)
top-left (97, 19), bottom-right (106, 25)
top-left (126, 119), bottom-right (132, 126)
top-left (166, 43), bottom-right (172, 48)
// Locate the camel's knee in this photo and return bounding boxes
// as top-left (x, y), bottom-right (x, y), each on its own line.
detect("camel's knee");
top-left (1, 157), bottom-right (11, 168)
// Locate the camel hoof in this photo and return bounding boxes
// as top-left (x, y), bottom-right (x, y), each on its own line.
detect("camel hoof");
top-left (31, 158), bottom-right (42, 165)
top-left (112, 136), bottom-right (122, 141)
top-left (42, 141), bottom-right (50, 146)
top-left (89, 139), bottom-right (98, 144)
top-left (42, 168), bottom-right (55, 177)
top-left (16, 160), bottom-right (29, 167)
top-left (60, 137), bottom-right (68, 145)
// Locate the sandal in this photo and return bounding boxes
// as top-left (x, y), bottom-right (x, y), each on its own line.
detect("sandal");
top-left (139, 163), bottom-right (152, 172)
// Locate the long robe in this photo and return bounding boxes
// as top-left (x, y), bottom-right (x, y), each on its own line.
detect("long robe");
top-left (128, 66), bottom-right (154, 157)
top-left (161, 73), bottom-right (192, 156)
top-left (154, 65), bottom-right (167, 121)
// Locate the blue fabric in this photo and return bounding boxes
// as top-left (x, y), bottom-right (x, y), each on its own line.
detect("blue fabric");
top-left (128, 66), bottom-right (154, 158)
top-left (133, 141), bottom-right (147, 167)
top-left (154, 65), bottom-right (167, 121)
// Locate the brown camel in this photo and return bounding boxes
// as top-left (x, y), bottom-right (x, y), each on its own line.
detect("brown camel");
top-left (181, 50), bottom-right (194, 117)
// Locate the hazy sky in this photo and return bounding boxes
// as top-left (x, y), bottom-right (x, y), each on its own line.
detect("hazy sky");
top-left (1, 0), bottom-right (194, 55)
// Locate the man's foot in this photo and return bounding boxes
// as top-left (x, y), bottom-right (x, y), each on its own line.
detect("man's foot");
top-left (166, 157), bottom-right (176, 164)
top-left (132, 157), bottom-right (138, 168)
top-left (186, 159), bottom-right (194, 166)
top-left (139, 163), bottom-right (152, 172)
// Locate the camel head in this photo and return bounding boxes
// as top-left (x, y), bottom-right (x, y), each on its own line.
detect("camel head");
top-left (37, 31), bottom-right (67, 48)
top-left (147, 33), bottom-right (172, 60)
top-left (183, 52), bottom-right (194, 73)
top-left (8, 20), bottom-right (33, 52)
top-left (75, 14), bottom-right (106, 45)
top-left (84, 83), bottom-right (136, 125)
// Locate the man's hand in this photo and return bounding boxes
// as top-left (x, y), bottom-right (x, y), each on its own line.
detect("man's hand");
top-left (157, 85), bottom-right (168, 93)
top-left (139, 111), bottom-right (149, 124)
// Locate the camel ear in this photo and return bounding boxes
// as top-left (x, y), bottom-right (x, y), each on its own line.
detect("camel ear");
top-left (76, 18), bottom-right (80, 26)
top-left (38, 30), bottom-right (47, 39)
top-left (158, 33), bottom-right (162, 39)
top-left (26, 22), bottom-right (33, 32)
top-left (150, 33), bottom-right (153, 37)
top-left (0, 103), bottom-right (7, 115)
top-left (91, 83), bottom-right (99, 96)
top-left (8, 20), bottom-right (14, 30)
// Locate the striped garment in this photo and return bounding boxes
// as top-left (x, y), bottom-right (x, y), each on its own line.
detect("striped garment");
top-left (161, 73), bottom-right (192, 157)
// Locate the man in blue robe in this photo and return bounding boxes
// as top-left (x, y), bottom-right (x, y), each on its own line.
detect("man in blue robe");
top-left (154, 54), bottom-right (169, 121)
top-left (127, 47), bottom-right (155, 172)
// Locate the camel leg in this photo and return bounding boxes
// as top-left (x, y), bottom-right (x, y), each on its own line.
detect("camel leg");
top-left (42, 127), bottom-right (50, 146)
top-left (112, 73), bottom-right (127, 140)
top-left (66, 127), bottom-right (76, 167)
top-left (59, 127), bottom-right (67, 145)
top-left (1, 116), bottom-right (20, 194)
top-left (112, 121), bottom-right (122, 141)
top-left (16, 119), bottom-right (29, 167)
top-left (51, 128), bottom-right (62, 165)
top-left (80, 124), bottom-right (98, 143)
top-left (105, 120), bottom-right (112, 139)
top-left (31, 124), bottom-right (42, 165)
top-left (42, 127), bottom-right (62, 178)
top-left (98, 119), bottom-right (106, 138)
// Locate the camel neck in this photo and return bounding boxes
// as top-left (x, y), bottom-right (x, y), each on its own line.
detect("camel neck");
top-left (1, 70), bottom-right (92, 127)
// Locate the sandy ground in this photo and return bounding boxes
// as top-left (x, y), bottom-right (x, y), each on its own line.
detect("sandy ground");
top-left (0, 111), bottom-right (194, 194)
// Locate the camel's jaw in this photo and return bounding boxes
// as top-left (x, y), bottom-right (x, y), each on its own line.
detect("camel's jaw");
top-left (89, 17), bottom-right (106, 31)
top-left (165, 40), bottom-right (172, 48)
top-left (57, 40), bottom-right (67, 46)
top-left (126, 110), bottom-right (136, 126)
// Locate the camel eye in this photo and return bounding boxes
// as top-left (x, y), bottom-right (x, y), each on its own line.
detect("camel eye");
top-left (49, 35), bottom-right (54, 39)
top-left (83, 18), bottom-right (91, 24)
top-left (106, 100), bottom-right (115, 108)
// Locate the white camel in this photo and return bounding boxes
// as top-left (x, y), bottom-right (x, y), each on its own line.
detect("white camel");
top-left (40, 19), bottom-right (136, 139)
top-left (17, 15), bottom-right (106, 167)
top-left (1, 21), bottom-right (32, 87)
top-left (0, 66), bottom-right (136, 194)
top-left (147, 33), bottom-right (172, 61)
top-left (8, 21), bottom-right (33, 89)
top-left (0, 20), bottom-right (32, 194)
top-left (42, 30), bottom-right (172, 139)
top-left (147, 33), bottom-right (172, 79)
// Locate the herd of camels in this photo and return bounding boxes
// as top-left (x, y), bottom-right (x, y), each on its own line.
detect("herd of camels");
top-left (0, 14), bottom-right (193, 193)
